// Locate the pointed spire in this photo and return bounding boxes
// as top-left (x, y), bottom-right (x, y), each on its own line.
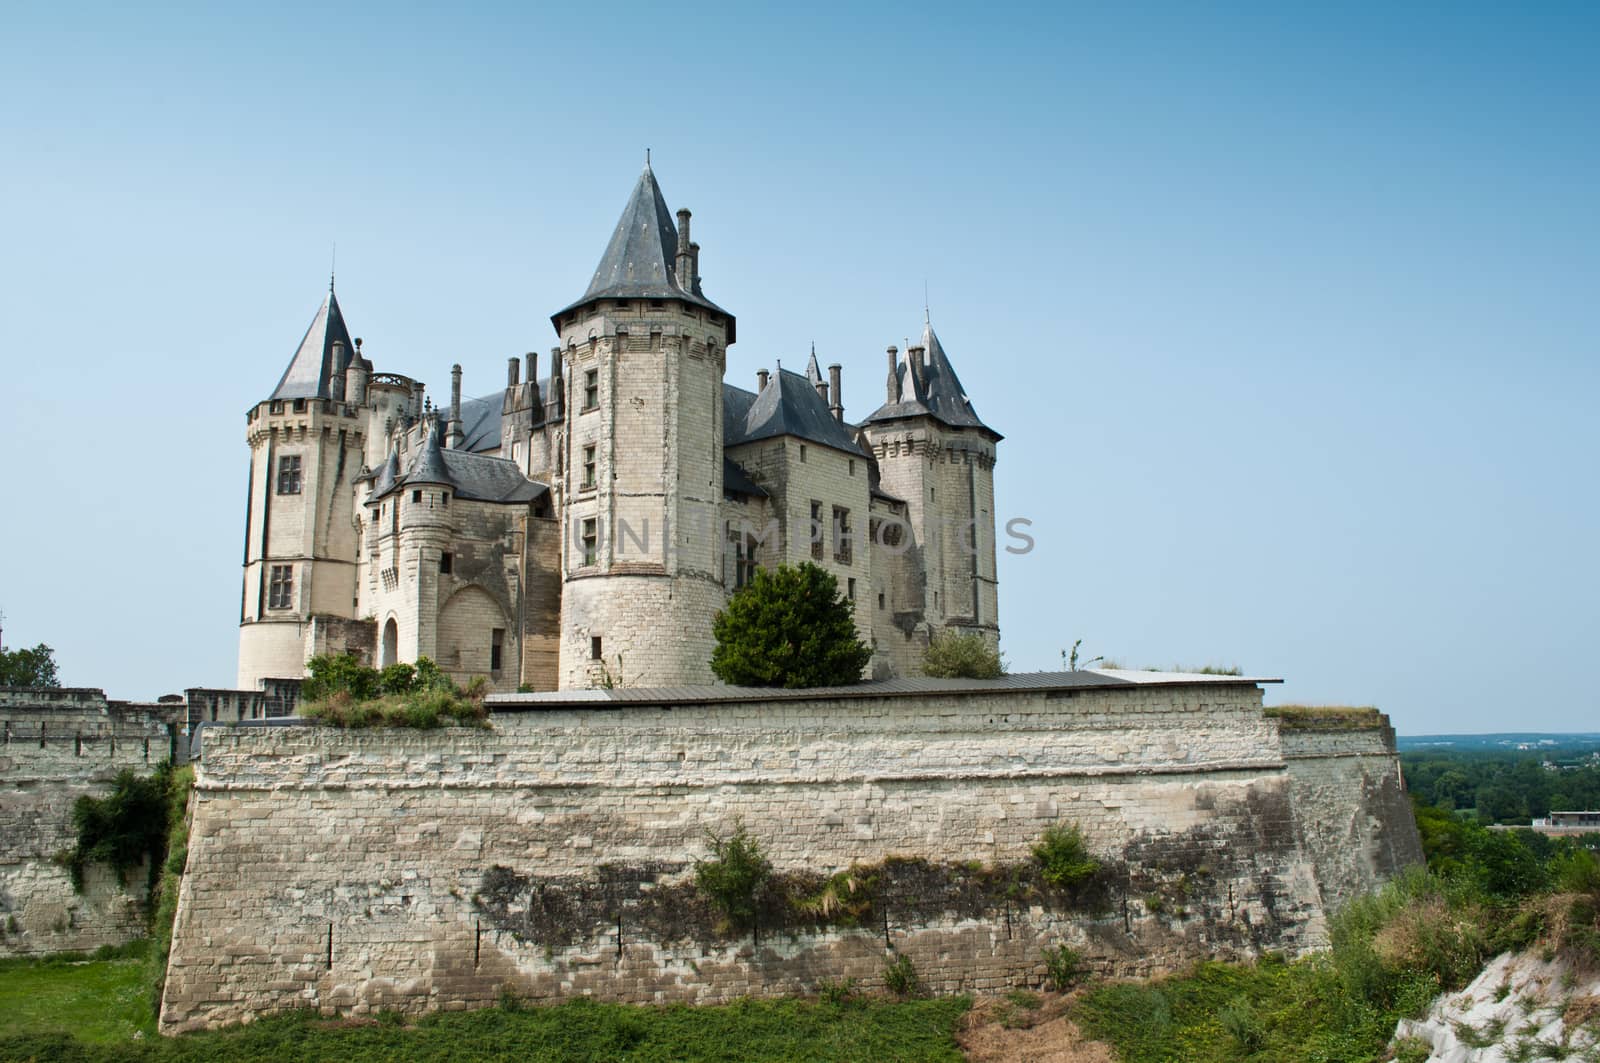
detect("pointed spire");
top-left (552, 164), bottom-right (734, 340)
top-left (404, 414), bottom-right (453, 487)
top-left (270, 286), bottom-right (356, 400)
top-left (861, 322), bottom-right (998, 437)
top-left (805, 344), bottom-right (823, 385)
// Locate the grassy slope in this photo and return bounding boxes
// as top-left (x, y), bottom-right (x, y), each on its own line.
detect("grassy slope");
top-left (0, 943), bottom-right (157, 1045)
top-left (0, 967), bottom-right (968, 1063)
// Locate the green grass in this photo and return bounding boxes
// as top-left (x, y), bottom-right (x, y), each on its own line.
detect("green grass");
top-left (0, 941), bottom-right (157, 1045)
top-left (0, 954), bottom-right (969, 1062)
top-left (1264, 705), bottom-right (1386, 730)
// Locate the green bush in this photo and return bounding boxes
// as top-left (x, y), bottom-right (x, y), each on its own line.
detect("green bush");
top-left (710, 562), bottom-right (872, 687)
top-left (920, 631), bottom-right (1005, 679)
top-left (1042, 944), bottom-right (1084, 991)
top-left (145, 765), bottom-right (193, 1015)
top-left (883, 953), bottom-right (920, 997)
top-left (695, 824), bottom-right (773, 933)
top-left (1031, 825), bottom-right (1100, 891)
top-left (298, 654), bottom-right (488, 728)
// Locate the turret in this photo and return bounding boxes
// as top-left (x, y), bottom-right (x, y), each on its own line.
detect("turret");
top-left (828, 363), bottom-right (843, 422)
top-left (548, 162), bottom-right (736, 687)
top-left (345, 338), bottom-right (369, 406)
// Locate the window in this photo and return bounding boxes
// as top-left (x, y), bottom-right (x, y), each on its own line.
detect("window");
top-left (581, 517), bottom-right (598, 565)
top-left (412, 489), bottom-right (422, 503)
top-left (930, 486), bottom-right (935, 501)
top-left (799, 444), bottom-right (807, 463)
top-left (583, 368), bottom-right (599, 410)
top-left (267, 565), bottom-right (294, 609)
top-left (615, 301), bottom-right (630, 310)
top-left (833, 505), bottom-right (853, 564)
top-left (292, 398), bottom-right (306, 413)
top-left (847, 577), bottom-right (856, 600)
top-left (582, 444), bottom-right (596, 488)
top-left (590, 635), bottom-right (603, 661)
top-left (649, 299), bottom-right (665, 310)
top-left (878, 591), bottom-right (886, 610)
top-left (728, 523), bottom-right (758, 589)
top-left (491, 628), bottom-right (504, 672)
top-left (439, 552), bottom-right (453, 574)
top-left (848, 459), bottom-right (855, 476)
top-left (809, 500), bottom-right (824, 560)
top-left (276, 455), bottom-right (302, 495)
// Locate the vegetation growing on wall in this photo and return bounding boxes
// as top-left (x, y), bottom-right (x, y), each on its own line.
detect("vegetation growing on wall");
top-left (64, 766), bottom-right (173, 893)
top-left (1072, 805), bottom-right (1600, 1062)
top-left (694, 824), bottom-right (774, 933)
top-left (709, 563), bottom-right (872, 688)
top-left (145, 764), bottom-right (193, 1017)
top-left (920, 631), bottom-right (1005, 679)
top-left (297, 654), bottom-right (489, 728)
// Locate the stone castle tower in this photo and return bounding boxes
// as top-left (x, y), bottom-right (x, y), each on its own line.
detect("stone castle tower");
top-left (236, 164), bottom-right (1000, 694)
top-left (551, 165), bottom-right (734, 687)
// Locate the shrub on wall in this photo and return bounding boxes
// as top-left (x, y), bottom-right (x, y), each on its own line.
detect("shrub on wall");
top-left (921, 631), bottom-right (1005, 679)
top-left (1032, 825), bottom-right (1100, 891)
top-left (66, 766), bottom-right (173, 893)
top-left (710, 563), bottom-right (872, 688)
top-left (298, 654), bottom-right (487, 728)
top-left (694, 823), bottom-right (773, 933)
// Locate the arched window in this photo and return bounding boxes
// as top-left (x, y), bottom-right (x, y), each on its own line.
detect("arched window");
top-left (381, 618), bottom-right (398, 668)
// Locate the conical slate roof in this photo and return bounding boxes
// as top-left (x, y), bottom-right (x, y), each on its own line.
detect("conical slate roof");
top-left (552, 164), bottom-right (734, 338)
top-left (863, 322), bottom-right (998, 437)
top-left (271, 287), bottom-right (356, 400)
top-left (404, 417), bottom-right (452, 486)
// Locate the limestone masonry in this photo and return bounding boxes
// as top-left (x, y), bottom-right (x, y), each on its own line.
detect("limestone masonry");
top-left (159, 673), bottom-right (1422, 1032)
top-left (237, 162), bottom-right (1000, 694)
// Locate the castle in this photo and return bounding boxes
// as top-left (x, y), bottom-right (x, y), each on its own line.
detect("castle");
top-left (237, 163), bottom-right (1001, 693)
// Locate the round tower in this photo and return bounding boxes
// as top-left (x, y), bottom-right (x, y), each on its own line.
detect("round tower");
top-left (551, 164), bottom-right (735, 688)
top-left (238, 287), bottom-right (366, 689)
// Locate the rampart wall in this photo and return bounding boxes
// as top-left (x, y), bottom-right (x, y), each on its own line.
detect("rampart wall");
top-left (160, 676), bottom-right (1422, 1032)
top-left (0, 688), bottom-right (175, 955)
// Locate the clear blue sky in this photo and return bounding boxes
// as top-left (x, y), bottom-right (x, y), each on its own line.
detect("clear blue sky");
top-left (1, 2), bottom-right (1594, 733)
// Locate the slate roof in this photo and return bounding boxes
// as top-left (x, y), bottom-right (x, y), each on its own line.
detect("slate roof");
top-left (457, 384), bottom-right (555, 455)
top-left (372, 418), bottom-right (549, 506)
top-left (271, 288), bottom-right (357, 401)
top-left (724, 370), bottom-right (867, 457)
top-left (723, 457), bottom-right (767, 498)
top-left (863, 322), bottom-right (998, 437)
top-left (484, 669), bottom-right (1280, 710)
top-left (552, 164), bottom-right (734, 340)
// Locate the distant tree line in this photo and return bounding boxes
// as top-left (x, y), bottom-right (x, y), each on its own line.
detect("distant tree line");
top-left (1404, 748), bottom-right (1600, 825)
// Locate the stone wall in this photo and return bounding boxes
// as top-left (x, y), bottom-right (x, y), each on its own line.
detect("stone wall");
top-left (1277, 710), bottom-right (1425, 908)
top-left (0, 688), bottom-right (174, 955)
top-left (160, 676), bottom-right (1419, 1032)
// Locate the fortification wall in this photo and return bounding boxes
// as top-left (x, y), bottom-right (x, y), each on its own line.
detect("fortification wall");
top-left (158, 680), bottom-right (1419, 1032)
top-left (1277, 712), bottom-right (1425, 909)
top-left (0, 688), bottom-right (173, 955)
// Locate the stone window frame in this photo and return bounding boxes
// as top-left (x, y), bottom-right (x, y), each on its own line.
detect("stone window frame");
top-left (276, 454), bottom-right (302, 495)
top-left (832, 505), bottom-right (853, 565)
top-left (267, 564), bottom-right (294, 610)
top-left (582, 368), bottom-right (599, 411)
top-left (439, 552), bottom-right (453, 575)
top-left (490, 628), bottom-right (504, 673)
top-left (809, 500), bottom-right (824, 561)
top-left (581, 444), bottom-right (597, 489)
top-left (580, 517), bottom-right (598, 566)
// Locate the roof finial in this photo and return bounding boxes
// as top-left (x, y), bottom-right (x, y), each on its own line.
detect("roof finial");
top-left (645, 147), bottom-right (651, 169)
top-left (924, 279), bottom-right (929, 325)
top-left (330, 241), bottom-right (336, 293)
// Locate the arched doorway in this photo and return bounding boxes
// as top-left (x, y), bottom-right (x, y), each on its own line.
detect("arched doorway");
top-left (381, 618), bottom-right (398, 668)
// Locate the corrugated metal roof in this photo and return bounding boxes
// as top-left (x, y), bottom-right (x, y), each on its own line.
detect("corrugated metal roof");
top-left (486, 669), bottom-right (1279, 711)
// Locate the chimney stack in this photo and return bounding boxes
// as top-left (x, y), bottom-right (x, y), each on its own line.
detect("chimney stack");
top-left (828, 364), bottom-right (843, 422)
top-left (447, 364), bottom-right (464, 448)
top-left (507, 356), bottom-right (520, 388)
top-left (547, 347), bottom-right (565, 420)
top-left (329, 341), bottom-right (347, 401)
top-left (689, 241), bottom-right (700, 293)
top-left (886, 346), bottom-right (901, 403)
top-left (675, 208), bottom-right (693, 287)
top-left (814, 377), bottom-right (828, 403)
top-left (907, 345), bottom-right (927, 397)
top-left (756, 368), bottom-right (769, 391)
